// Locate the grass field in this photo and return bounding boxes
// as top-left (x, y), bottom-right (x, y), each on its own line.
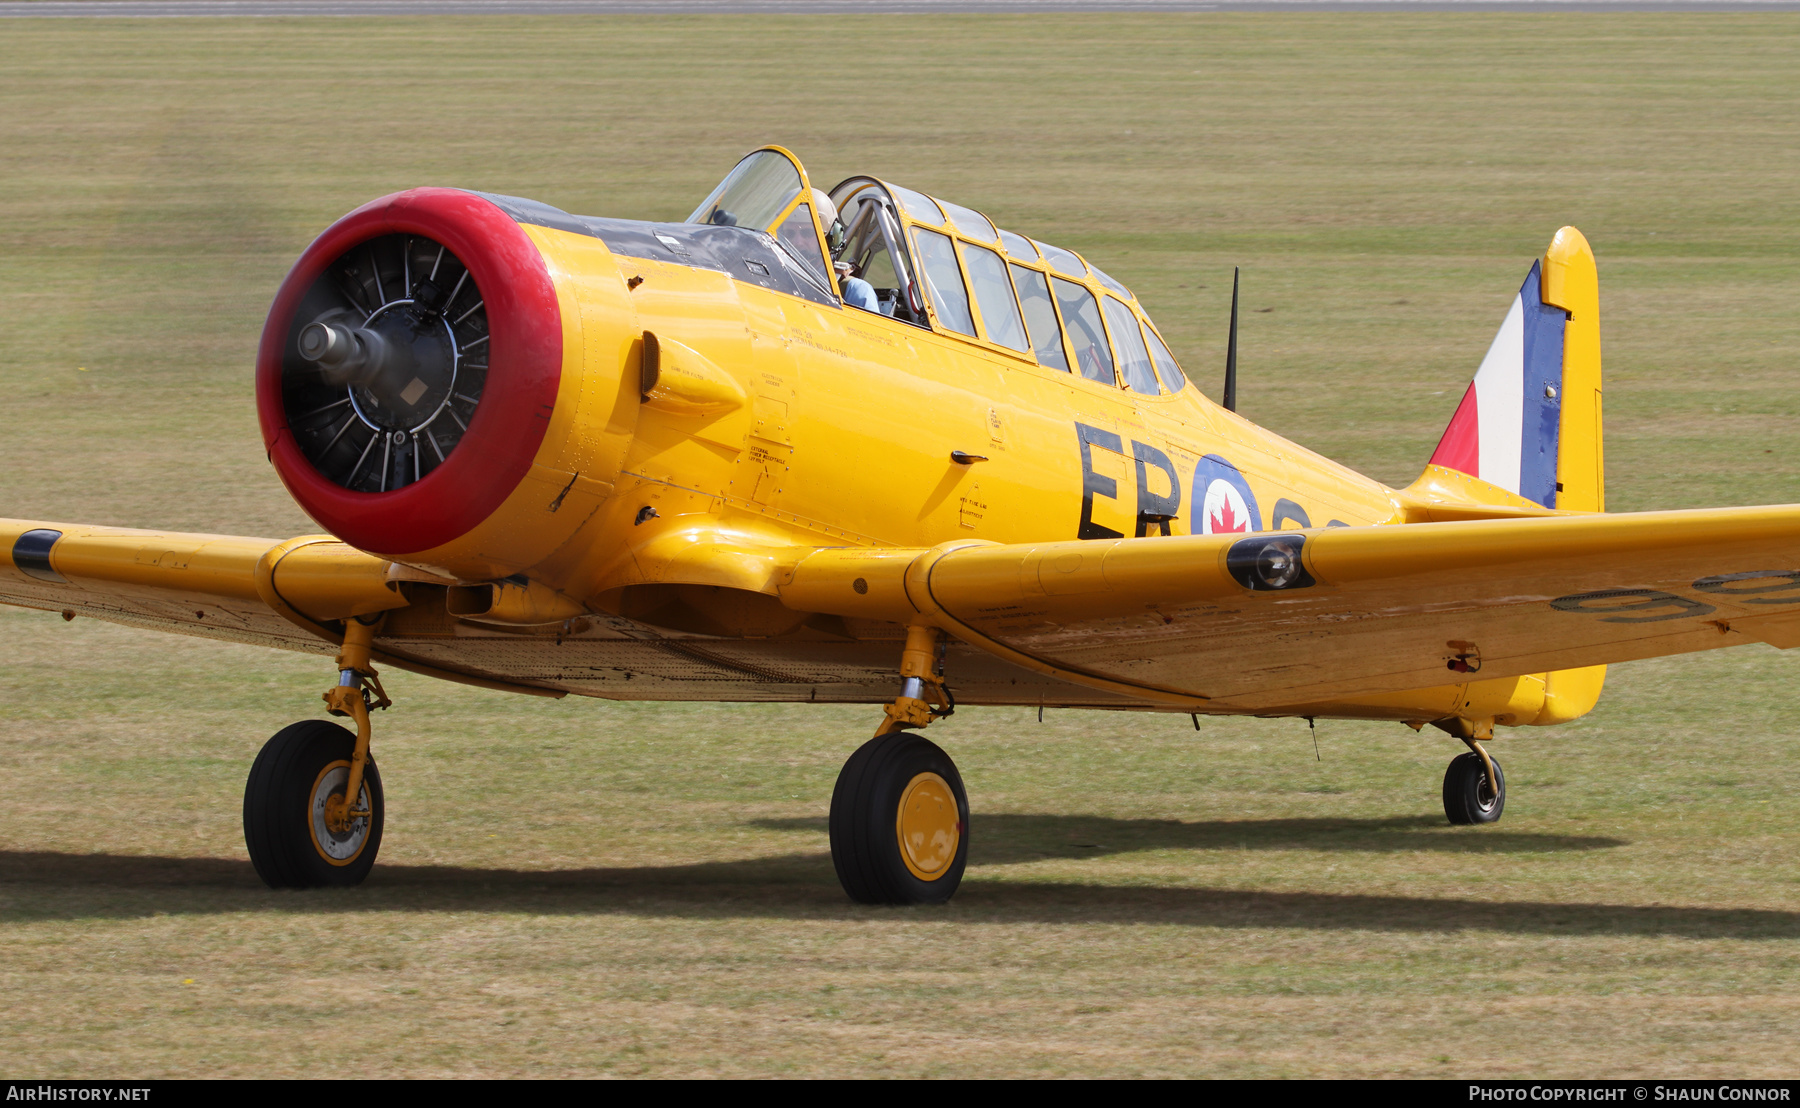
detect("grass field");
top-left (2, 12), bottom-right (1799, 1078)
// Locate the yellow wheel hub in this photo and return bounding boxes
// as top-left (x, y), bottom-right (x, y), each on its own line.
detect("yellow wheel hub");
top-left (308, 759), bottom-right (371, 866)
top-left (895, 771), bottom-right (960, 881)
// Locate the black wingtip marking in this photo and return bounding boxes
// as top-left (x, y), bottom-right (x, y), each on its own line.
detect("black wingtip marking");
top-left (12, 529), bottom-right (66, 584)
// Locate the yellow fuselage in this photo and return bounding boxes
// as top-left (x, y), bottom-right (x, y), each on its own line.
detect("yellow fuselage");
top-left (382, 219), bottom-right (1596, 729)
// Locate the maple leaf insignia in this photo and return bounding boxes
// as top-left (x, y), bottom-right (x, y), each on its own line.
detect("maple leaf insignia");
top-left (1209, 490), bottom-right (1247, 534)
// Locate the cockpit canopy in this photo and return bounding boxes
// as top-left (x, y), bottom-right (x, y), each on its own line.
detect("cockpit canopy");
top-left (688, 149), bottom-right (838, 297)
top-left (688, 146), bottom-right (1189, 397)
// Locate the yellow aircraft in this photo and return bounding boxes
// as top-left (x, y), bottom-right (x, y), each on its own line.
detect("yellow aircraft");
top-left (5, 146), bottom-right (1795, 905)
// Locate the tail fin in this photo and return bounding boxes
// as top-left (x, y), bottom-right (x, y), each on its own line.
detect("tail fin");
top-left (1426, 227), bottom-right (1604, 512)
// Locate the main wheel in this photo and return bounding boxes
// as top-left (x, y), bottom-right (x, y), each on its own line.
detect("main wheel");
top-left (829, 732), bottom-right (969, 905)
top-left (243, 719), bottom-right (384, 888)
top-left (1442, 750), bottom-right (1505, 825)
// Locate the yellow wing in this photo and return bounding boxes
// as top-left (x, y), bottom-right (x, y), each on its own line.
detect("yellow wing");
top-left (0, 519), bottom-right (563, 697)
top-left (20, 507), bottom-right (1800, 717)
top-left (0, 517), bottom-right (1137, 707)
top-left (782, 505), bottom-right (1800, 713)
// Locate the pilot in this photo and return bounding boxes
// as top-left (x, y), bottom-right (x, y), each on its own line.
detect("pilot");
top-left (836, 260), bottom-right (880, 312)
top-left (810, 190), bottom-right (879, 313)
top-left (815, 189), bottom-right (846, 255)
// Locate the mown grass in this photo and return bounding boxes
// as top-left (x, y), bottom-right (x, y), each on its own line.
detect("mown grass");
top-left (1, 12), bottom-right (1798, 1077)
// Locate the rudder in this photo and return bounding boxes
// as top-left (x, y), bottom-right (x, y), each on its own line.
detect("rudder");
top-left (1543, 227), bottom-right (1604, 513)
top-left (1428, 226), bottom-right (1604, 512)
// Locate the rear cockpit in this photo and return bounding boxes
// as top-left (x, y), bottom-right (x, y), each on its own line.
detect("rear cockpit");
top-left (689, 146), bottom-right (1191, 398)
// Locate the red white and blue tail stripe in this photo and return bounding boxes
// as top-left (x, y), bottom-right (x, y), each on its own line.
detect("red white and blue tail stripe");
top-left (1428, 261), bottom-right (1569, 508)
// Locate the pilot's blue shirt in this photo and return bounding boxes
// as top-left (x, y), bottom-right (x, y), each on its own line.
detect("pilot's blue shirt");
top-left (840, 276), bottom-right (879, 312)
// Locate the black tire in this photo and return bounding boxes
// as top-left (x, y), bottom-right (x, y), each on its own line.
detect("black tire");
top-left (829, 732), bottom-right (969, 905)
top-left (243, 719), bottom-right (384, 889)
top-left (1442, 750), bottom-right (1505, 825)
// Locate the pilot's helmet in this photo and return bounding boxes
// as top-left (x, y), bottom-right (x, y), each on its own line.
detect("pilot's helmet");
top-left (813, 188), bottom-right (846, 256)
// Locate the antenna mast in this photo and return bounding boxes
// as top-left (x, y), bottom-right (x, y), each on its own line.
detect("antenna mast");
top-left (1223, 266), bottom-right (1240, 413)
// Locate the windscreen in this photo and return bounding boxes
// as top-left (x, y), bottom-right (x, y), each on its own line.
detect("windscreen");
top-left (688, 150), bottom-right (803, 232)
top-left (775, 203), bottom-right (831, 287)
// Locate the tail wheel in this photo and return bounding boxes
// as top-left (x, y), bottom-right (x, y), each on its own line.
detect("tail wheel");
top-left (829, 732), bottom-right (969, 905)
top-left (1443, 750), bottom-right (1506, 825)
top-left (243, 720), bottom-right (384, 889)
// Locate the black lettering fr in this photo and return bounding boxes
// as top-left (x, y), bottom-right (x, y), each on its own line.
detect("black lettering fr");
top-left (1075, 422), bottom-right (1124, 540)
top-left (1132, 441), bottom-right (1180, 536)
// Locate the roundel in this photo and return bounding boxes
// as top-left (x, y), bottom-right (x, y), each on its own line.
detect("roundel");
top-left (1192, 454), bottom-right (1262, 535)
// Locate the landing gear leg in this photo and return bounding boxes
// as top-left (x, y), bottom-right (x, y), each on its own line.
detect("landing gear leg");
top-left (829, 626), bottom-right (969, 904)
top-left (243, 616), bottom-right (392, 888)
top-left (873, 624), bottom-right (955, 736)
top-left (1439, 718), bottom-right (1506, 825)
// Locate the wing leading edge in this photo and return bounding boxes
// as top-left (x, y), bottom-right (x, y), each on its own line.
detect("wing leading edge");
top-left (0, 519), bottom-right (564, 697)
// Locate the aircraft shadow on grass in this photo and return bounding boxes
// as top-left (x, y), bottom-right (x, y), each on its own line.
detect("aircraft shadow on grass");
top-left (8, 815), bottom-right (1792, 940)
top-left (757, 813), bottom-right (1630, 862)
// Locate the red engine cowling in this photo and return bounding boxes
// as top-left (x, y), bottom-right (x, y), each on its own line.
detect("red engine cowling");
top-left (256, 188), bottom-right (563, 558)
